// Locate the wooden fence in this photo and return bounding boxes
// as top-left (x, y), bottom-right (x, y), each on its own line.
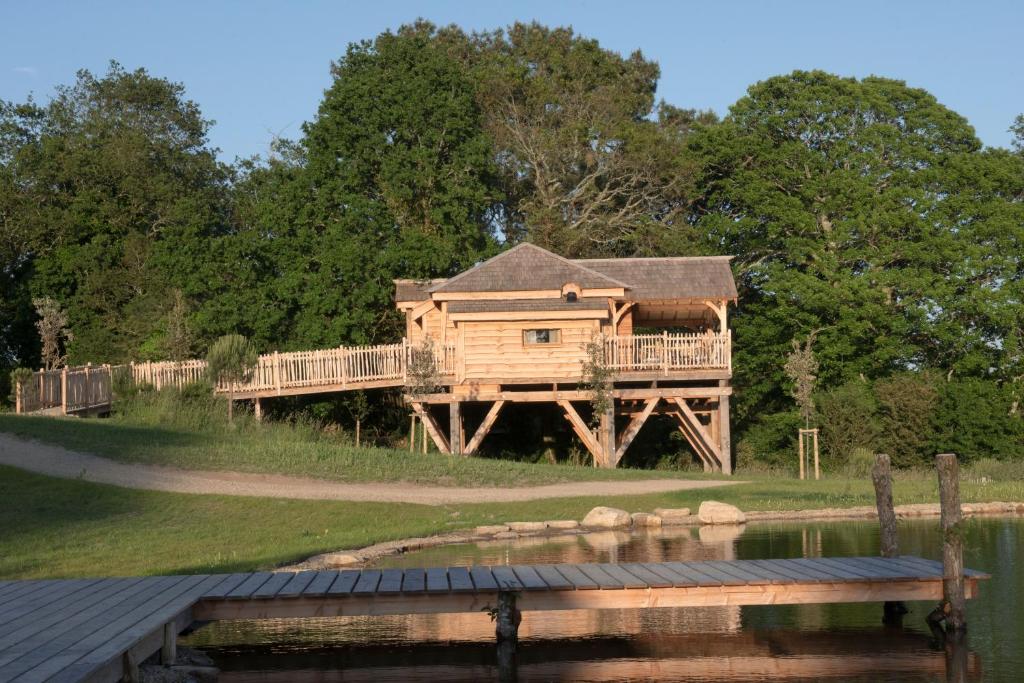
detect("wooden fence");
top-left (603, 331), bottom-right (731, 373)
top-left (14, 365), bottom-right (114, 415)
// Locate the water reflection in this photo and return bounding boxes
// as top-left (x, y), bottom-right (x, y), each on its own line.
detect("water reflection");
top-left (184, 517), bottom-right (1022, 682)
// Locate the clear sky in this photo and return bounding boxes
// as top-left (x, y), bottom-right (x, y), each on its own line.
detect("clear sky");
top-left (2, 0), bottom-right (1021, 161)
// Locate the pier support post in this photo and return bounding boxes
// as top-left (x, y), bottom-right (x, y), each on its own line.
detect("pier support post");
top-left (161, 621), bottom-right (177, 665)
top-left (934, 453), bottom-right (967, 636)
top-left (495, 591), bottom-right (520, 682)
top-left (871, 453), bottom-right (906, 625)
top-left (253, 398), bottom-right (263, 422)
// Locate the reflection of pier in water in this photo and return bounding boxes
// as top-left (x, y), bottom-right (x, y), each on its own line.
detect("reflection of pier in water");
top-left (372, 524), bottom-right (750, 639)
top-left (206, 630), bottom-right (981, 682)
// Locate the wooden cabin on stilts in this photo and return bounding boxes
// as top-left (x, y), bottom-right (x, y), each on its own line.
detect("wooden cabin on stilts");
top-left (395, 243), bottom-right (738, 472)
top-left (14, 243), bottom-right (739, 473)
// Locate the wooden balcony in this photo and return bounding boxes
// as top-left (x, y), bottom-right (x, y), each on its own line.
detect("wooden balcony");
top-left (14, 333), bottom-right (731, 414)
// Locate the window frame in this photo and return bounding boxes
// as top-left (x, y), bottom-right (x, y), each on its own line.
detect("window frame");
top-left (522, 328), bottom-right (562, 346)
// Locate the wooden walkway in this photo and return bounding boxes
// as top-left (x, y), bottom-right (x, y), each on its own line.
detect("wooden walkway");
top-left (0, 556), bottom-right (987, 682)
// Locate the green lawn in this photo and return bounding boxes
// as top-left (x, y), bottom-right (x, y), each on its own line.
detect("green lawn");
top-left (3, 463), bottom-right (1021, 580)
top-left (0, 412), bottom-right (715, 487)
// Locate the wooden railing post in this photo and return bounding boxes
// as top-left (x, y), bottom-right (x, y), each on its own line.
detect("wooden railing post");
top-left (662, 330), bottom-right (669, 375)
top-left (273, 351), bottom-right (281, 394)
top-left (14, 379), bottom-right (22, 414)
top-left (60, 367), bottom-right (68, 415)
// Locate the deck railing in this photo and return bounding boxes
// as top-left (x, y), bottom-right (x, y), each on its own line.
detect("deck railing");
top-left (603, 331), bottom-right (731, 374)
top-left (14, 364), bottom-right (114, 415)
top-left (14, 333), bottom-right (729, 414)
top-left (126, 340), bottom-right (458, 396)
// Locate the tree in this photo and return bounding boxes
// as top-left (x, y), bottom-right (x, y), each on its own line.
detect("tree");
top-left (690, 71), bottom-right (1019, 438)
top-left (342, 390), bottom-right (372, 447)
top-left (32, 297), bottom-right (72, 370)
top-left (0, 63), bottom-right (229, 365)
top-left (163, 289), bottom-right (194, 361)
top-left (465, 23), bottom-right (701, 256)
top-left (205, 334), bottom-right (257, 422)
top-left (783, 333), bottom-right (819, 428)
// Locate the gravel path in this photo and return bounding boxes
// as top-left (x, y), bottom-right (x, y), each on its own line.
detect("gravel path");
top-left (0, 433), bottom-right (738, 505)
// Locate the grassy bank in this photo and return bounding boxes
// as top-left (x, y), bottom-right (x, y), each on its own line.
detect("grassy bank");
top-left (3, 464), bottom-right (1022, 580)
top-left (0, 409), bottom-right (710, 487)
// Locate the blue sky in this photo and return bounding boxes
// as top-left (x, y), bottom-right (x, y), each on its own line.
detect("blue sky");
top-left (2, 0), bottom-right (1021, 161)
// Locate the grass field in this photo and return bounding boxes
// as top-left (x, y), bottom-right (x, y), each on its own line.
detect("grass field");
top-left (0, 412), bottom-right (710, 487)
top-left (2, 460), bottom-right (1022, 580)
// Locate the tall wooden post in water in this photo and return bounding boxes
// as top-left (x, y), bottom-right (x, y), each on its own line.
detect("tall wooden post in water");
top-left (871, 453), bottom-right (906, 624)
top-left (937, 453), bottom-right (967, 634)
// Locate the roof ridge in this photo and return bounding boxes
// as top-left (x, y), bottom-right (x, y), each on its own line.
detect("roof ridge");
top-left (574, 255), bottom-right (734, 262)
top-left (428, 242), bottom-right (632, 293)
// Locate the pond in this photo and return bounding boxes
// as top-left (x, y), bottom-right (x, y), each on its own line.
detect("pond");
top-left (183, 516), bottom-right (1022, 682)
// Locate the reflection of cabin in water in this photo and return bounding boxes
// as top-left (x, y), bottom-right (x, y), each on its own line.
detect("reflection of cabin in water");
top-left (395, 243), bottom-right (737, 472)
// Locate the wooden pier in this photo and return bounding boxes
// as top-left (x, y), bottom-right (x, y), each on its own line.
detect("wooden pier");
top-left (0, 556), bottom-right (987, 682)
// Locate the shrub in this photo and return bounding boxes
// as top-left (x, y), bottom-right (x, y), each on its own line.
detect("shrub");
top-left (931, 377), bottom-right (1024, 462)
top-left (875, 371), bottom-right (940, 467)
top-left (817, 380), bottom-right (879, 465)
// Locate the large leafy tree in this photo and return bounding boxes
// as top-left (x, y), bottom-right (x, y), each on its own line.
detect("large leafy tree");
top-left (231, 23), bottom-right (500, 348)
top-left (0, 63), bottom-right (230, 365)
top-left (464, 23), bottom-right (704, 256)
top-left (690, 71), bottom-right (1024, 435)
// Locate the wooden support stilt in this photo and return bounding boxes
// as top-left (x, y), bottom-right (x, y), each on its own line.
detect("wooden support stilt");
top-left (449, 401), bottom-right (462, 456)
top-left (411, 402), bottom-right (451, 454)
top-left (933, 453), bottom-right (966, 636)
top-left (409, 414), bottom-right (416, 453)
top-left (161, 621), bottom-right (177, 665)
top-left (122, 649), bottom-right (140, 683)
top-left (872, 453), bottom-right (907, 625)
top-left (614, 397), bottom-right (658, 464)
top-left (464, 400), bottom-right (505, 456)
top-left (599, 404), bottom-right (616, 467)
top-left (718, 387), bottom-right (732, 475)
top-left (557, 400), bottom-right (603, 466)
top-left (799, 431), bottom-right (805, 480)
top-left (421, 416), bottom-right (427, 454)
top-left (495, 591), bottom-right (520, 683)
top-left (670, 397), bottom-right (723, 472)
top-left (253, 398), bottom-right (263, 422)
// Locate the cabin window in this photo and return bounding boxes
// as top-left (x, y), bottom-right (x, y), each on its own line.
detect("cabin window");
top-left (523, 329), bottom-right (561, 345)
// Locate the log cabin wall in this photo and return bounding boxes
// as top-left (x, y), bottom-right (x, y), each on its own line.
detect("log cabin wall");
top-left (461, 319), bottom-right (601, 382)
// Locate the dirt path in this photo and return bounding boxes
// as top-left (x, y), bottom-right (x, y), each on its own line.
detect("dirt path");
top-left (0, 433), bottom-right (738, 505)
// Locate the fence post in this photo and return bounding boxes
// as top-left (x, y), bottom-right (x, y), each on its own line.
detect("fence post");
top-left (60, 367), bottom-right (68, 415)
top-left (15, 379), bottom-right (22, 414)
top-left (341, 347), bottom-right (349, 387)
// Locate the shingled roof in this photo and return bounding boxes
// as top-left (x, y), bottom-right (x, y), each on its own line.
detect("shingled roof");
top-left (395, 244), bottom-right (738, 302)
top-left (394, 279), bottom-right (446, 302)
top-left (428, 243), bottom-right (629, 294)
top-left (575, 256), bottom-right (738, 301)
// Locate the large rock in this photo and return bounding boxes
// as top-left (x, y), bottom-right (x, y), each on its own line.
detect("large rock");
top-left (653, 507), bottom-right (692, 525)
top-left (545, 519), bottom-right (581, 530)
top-left (630, 512), bottom-right (663, 527)
top-left (507, 521), bottom-right (547, 533)
top-left (698, 500), bottom-right (746, 525)
top-left (582, 506), bottom-right (632, 528)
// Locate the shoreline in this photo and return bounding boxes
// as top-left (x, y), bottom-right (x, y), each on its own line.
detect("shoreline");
top-left (288, 500), bottom-right (1024, 570)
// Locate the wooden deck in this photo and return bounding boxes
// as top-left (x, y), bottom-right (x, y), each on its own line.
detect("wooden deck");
top-left (0, 556), bottom-right (987, 682)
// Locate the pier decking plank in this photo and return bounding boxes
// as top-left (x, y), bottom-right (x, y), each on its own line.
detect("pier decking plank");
top-left (0, 556), bottom-right (987, 683)
top-left (447, 567), bottom-right (475, 593)
top-left (302, 570), bottom-right (339, 596)
top-left (277, 570), bottom-right (318, 598)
